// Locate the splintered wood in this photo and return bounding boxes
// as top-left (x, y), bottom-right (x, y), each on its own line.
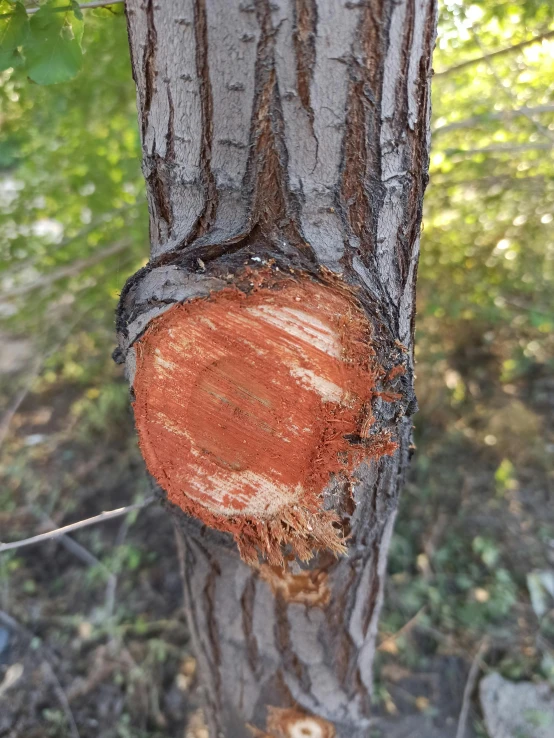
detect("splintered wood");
top-left (133, 275), bottom-right (396, 564)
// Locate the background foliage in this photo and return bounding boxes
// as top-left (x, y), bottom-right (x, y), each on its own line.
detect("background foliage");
top-left (0, 1), bottom-right (553, 736)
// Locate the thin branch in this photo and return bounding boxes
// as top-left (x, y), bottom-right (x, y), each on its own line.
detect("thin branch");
top-left (30, 0), bottom-right (123, 11)
top-left (4, 240), bottom-right (130, 299)
top-left (0, 497), bottom-right (155, 553)
top-left (455, 638), bottom-right (489, 738)
top-left (448, 143), bottom-right (554, 156)
top-left (502, 296), bottom-right (554, 318)
top-left (2, 203), bottom-right (139, 281)
top-left (104, 514), bottom-right (131, 622)
top-left (429, 173), bottom-right (547, 189)
top-left (0, 1), bottom-right (124, 17)
top-left (435, 29), bottom-right (554, 77)
top-left (434, 104), bottom-right (554, 135)
top-left (0, 610), bottom-right (25, 633)
top-left (41, 513), bottom-right (107, 568)
top-left (378, 606), bottom-right (426, 652)
top-left (40, 514), bottom-right (119, 637)
top-left (470, 29), bottom-right (554, 146)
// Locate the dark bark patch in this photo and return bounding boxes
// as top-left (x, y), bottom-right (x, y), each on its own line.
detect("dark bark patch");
top-left (339, 0), bottom-right (388, 260)
top-left (274, 594), bottom-right (312, 692)
top-left (241, 576), bottom-right (260, 674)
top-left (190, 0), bottom-right (217, 240)
top-left (293, 0), bottom-right (317, 129)
top-left (258, 564), bottom-right (330, 607)
top-left (341, 78), bottom-right (370, 242)
top-left (165, 83), bottom-right (175, 162)
top-left (146, 163), bottom-right (173, 237)
top-left (142, 0), bottom-right (157, 137)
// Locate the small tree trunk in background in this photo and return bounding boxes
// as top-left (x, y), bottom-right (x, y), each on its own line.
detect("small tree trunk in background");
top-left (117, 1), bottom-right (437, 736)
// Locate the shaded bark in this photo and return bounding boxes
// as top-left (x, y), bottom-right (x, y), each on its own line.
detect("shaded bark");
top-left (118, 1), bottom-right (437, 735)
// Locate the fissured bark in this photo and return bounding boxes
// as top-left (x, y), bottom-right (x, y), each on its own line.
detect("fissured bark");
top-left (118, 1), bottom-right (437, 735)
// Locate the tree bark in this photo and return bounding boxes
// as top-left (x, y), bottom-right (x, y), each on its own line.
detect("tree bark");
top-left (116, 1), bottom-right (437, 736)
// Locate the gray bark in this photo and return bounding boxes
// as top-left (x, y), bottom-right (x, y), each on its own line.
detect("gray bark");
top-left (117, 1), bottom-right (437, 735)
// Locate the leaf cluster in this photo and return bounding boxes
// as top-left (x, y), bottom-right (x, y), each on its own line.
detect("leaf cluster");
top-left (0, 0), bottom-right (100, 84)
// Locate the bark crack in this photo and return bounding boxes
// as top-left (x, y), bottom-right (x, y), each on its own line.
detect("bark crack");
top-left (241, 576), bottom-right (260, 676)
top-left (293, 0), bottom-right (318, 143)
top-left (240, 0), bottom-right (309, 252)
top-left (190, 0), bottom-right (218, 241)
top-left (274, 593), bottom-right (313, 695)
top-left (165, 82), bottom-right (175, 162)
top-left (339, 0), bottom-right (388, 286)
top-left (120, 0), bottom-right (438, 731)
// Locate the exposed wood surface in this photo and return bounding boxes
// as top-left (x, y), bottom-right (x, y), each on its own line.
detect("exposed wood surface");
top-left (119, 1), bottom-right (437, 735)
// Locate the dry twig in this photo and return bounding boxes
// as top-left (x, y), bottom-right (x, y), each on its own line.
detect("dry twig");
top-left (378, 606), bottom-right (427, 653)
top-left (435, 29), bottom-right (554, 77)
top-left (0, 497), bottom-right (155, 553)
top-left (4, 240), bottom-right (130, 299)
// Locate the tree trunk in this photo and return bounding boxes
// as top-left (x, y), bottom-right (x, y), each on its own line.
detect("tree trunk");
top-left (116, 1), bottom-right (437, 736)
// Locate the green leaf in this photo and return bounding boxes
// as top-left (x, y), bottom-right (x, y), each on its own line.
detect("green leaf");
top-left (0, 46), bottom-right (23, 70)
top-left (0, 1), bottom-right (29, 71)
top-left (25, 0), bottom-right (84, 85)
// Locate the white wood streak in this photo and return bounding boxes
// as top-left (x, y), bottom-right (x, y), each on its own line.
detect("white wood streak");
top-left (290, 367), bottom-right (343, 403)
top-left (245, 305), bottom-right (342, 358)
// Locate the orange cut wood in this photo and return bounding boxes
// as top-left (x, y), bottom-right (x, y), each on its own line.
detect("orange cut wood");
top-left (132, 274), bottom-right (395, 563)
